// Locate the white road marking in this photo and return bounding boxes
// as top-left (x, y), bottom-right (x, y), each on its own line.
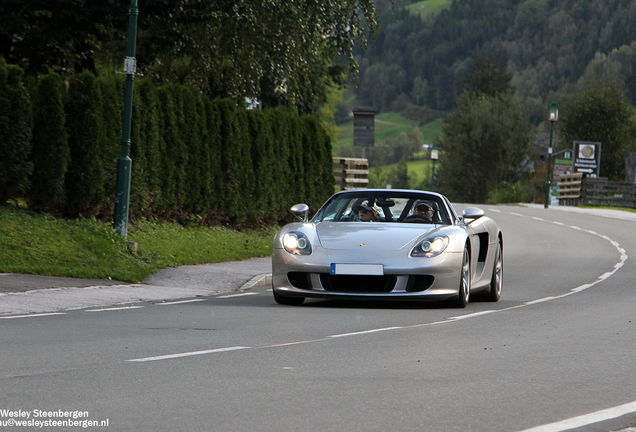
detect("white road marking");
top-left (0, 312), bottom-right (66, 319)
top-left (217, 292), bottom-right (259, 299)
top-left (449, 310), bottom-right (497, 320)
top-left (158, 299), bottom-right (205, 305)
top-left (524, 297), bottom-right (559, 306)
top-left (441, 212), bottom-right (627, 322)
top-left (127, 346), bottom-right (250, 362)
top-left (328, 327), bottom-right (402, 338)
top-left (516, 400), bottom-right (636, 432)
top-left (86, 306), bottom-right (144, 312)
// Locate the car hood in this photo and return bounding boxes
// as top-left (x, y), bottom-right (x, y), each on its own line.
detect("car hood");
top-left (316, 222), bottom-right (438, 251)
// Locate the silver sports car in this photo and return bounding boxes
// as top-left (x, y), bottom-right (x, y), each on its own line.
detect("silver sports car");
top-left (272, 189), bottom-right (502, 308)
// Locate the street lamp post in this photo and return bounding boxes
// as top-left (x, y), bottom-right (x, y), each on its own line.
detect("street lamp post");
top-left (430, 145), bottom-right (439, 191)
top-left (114, 0), bottom-right (139, 237)
top-left (544, 103), bottom-right (560, 208)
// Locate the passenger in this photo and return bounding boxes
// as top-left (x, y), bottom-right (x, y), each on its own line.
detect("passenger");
top-left (354, 203), bottom-right (379, 222)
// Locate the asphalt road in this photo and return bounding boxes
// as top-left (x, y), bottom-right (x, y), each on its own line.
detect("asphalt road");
top-left (1, 204), bottom-right (635, 432)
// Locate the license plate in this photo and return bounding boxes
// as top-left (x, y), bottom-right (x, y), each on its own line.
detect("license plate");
top-left (330, 263), bottom-right (384, 275)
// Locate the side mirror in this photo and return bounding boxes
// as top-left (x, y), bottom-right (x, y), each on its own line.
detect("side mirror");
top-left (290, 204), bottom-right (309, 222)
top-left (462, 207), bottom-right (484, 224)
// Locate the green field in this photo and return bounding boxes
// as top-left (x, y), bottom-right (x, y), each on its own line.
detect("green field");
top-left (406, 0), bottom-right (452, 19)
top-left (333, 114), bottom-right (444, 154)
top-left (369, 159), bottom-right (435, 190)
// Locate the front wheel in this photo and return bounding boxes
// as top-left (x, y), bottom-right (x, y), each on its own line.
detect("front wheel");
top-left (453, 247), bottom-right (470, 308)
top-left (273, 290), bottom-right (304, 306)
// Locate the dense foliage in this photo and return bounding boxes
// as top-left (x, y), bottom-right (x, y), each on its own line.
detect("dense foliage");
top-left (0, 0), bottom-right (380, 114)
top-left (0, 58), bottom-right (32, 205)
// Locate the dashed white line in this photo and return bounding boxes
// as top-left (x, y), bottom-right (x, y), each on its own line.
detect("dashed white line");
top-left (328, 327), bottom-right (403, 338)
top-left (86, 306), bottom-right (144, 312)
top-left (158, 299), bottom-right (205, 305)
top-left (0, 312), bottom-right (66, 319)
top-left (449, 310), bottom-right (497, 320)
top-left (127, 346), bottom-right (250, 362)
top-left (516, 400), bottom-right (636, 432)
top-left (217, 292), bottom-right (259, 299)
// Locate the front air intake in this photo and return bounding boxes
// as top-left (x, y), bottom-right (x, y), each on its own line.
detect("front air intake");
top-left (320, 274), bottom-right (397, 293)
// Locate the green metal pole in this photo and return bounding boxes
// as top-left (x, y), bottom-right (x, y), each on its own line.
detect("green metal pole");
top-left (114, 0), bottom-right (139, 237)
top-left (544, 122), bottom-right (554, 208)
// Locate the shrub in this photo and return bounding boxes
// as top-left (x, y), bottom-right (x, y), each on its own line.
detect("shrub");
top-left (489, 181), bottom-right (532, 204)
top-left (30, 73), bottom-right (68, 214)
top-left (65, 72), bottom-right (106, 218)
top-left (0, 59), bottom-right (32, 204)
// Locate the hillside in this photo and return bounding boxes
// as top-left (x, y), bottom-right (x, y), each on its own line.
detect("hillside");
top-left (355, 0), bottom-right (636, 125)
top-left (332, 0), bottom-right (636, 190)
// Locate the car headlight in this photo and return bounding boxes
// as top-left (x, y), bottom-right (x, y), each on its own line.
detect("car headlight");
top-left (282, 232), bottom-right (312, 255)
top-left (410, 235), bottom-right (449, 257)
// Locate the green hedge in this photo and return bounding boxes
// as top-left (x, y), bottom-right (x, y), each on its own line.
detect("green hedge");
top-left (30, 73), bottom-right (68, 213)
top-left (1, 62), bottom-right (334, 226)
top-left (0, 58), bottom-right (33, 204)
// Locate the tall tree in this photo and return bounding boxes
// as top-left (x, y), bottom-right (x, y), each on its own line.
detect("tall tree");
top-left (0, 0), bottom-right (127, 75)
top-left (437, 92), bottom-right (531, 203)
top-left (461, 47), bottom-right (514, 97)
top-left (557, 80), bottom-right (636, 181)
top-left (139, 0), bottom-right (380, 113)
top-left (0, 1), bottom-right (382, 113)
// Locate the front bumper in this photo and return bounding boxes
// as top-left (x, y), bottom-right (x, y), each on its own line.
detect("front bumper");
top-left (272, 248), bottom-right (463, 302)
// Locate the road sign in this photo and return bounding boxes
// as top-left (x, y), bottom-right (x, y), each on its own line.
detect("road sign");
top-left (573, 141), bottom-right (602, 178)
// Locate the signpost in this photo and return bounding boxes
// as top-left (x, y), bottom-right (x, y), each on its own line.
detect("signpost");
top-left (572, 141), bottom-right (602, 178)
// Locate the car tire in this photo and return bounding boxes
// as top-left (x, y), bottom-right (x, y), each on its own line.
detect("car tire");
top-left (273, 290), bottom-right (304, 306)
top-left (485, 240), bottom-right (502, 302)
top-left (454, 247), bottom-right (470, 308)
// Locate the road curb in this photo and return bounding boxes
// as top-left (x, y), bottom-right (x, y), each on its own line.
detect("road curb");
top-left (240, 273), bottom-right (272, 291)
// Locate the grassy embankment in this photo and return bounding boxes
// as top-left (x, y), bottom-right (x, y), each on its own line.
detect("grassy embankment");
top-left (0, 206), bottom-right (276, 283)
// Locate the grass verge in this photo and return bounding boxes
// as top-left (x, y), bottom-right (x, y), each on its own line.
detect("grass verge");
top-left (0, 206), bottom-right (276, 283)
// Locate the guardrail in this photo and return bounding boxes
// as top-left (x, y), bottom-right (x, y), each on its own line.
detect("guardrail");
top-left (333, 157), bottom-right (369, 190)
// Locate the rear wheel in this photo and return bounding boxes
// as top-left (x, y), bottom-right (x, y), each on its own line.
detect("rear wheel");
top-left (485, 240), bottom-right (502, 302)
top-left (453, 247), bottom-right (470, 308)
top-left (273, 290), bottom-right (304, 306)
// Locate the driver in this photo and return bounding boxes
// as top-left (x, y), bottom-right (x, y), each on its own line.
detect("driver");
top-left (413, 202), bottom-right (434, 221)
top-left (403, 200), bottom-right (434, 223)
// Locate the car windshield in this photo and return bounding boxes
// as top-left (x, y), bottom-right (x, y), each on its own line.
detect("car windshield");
top-left (313, 191), bottom-right (453, 225)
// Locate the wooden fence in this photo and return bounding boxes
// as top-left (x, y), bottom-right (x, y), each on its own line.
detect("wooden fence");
top-left (333, 157), bottom-right (369, 190)
top-left (555, 173), bottom-right (583, 206)
top-left (556, 173), bottom-right (636, 208)
top-left (580, 178), bottom-right (636, 208)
